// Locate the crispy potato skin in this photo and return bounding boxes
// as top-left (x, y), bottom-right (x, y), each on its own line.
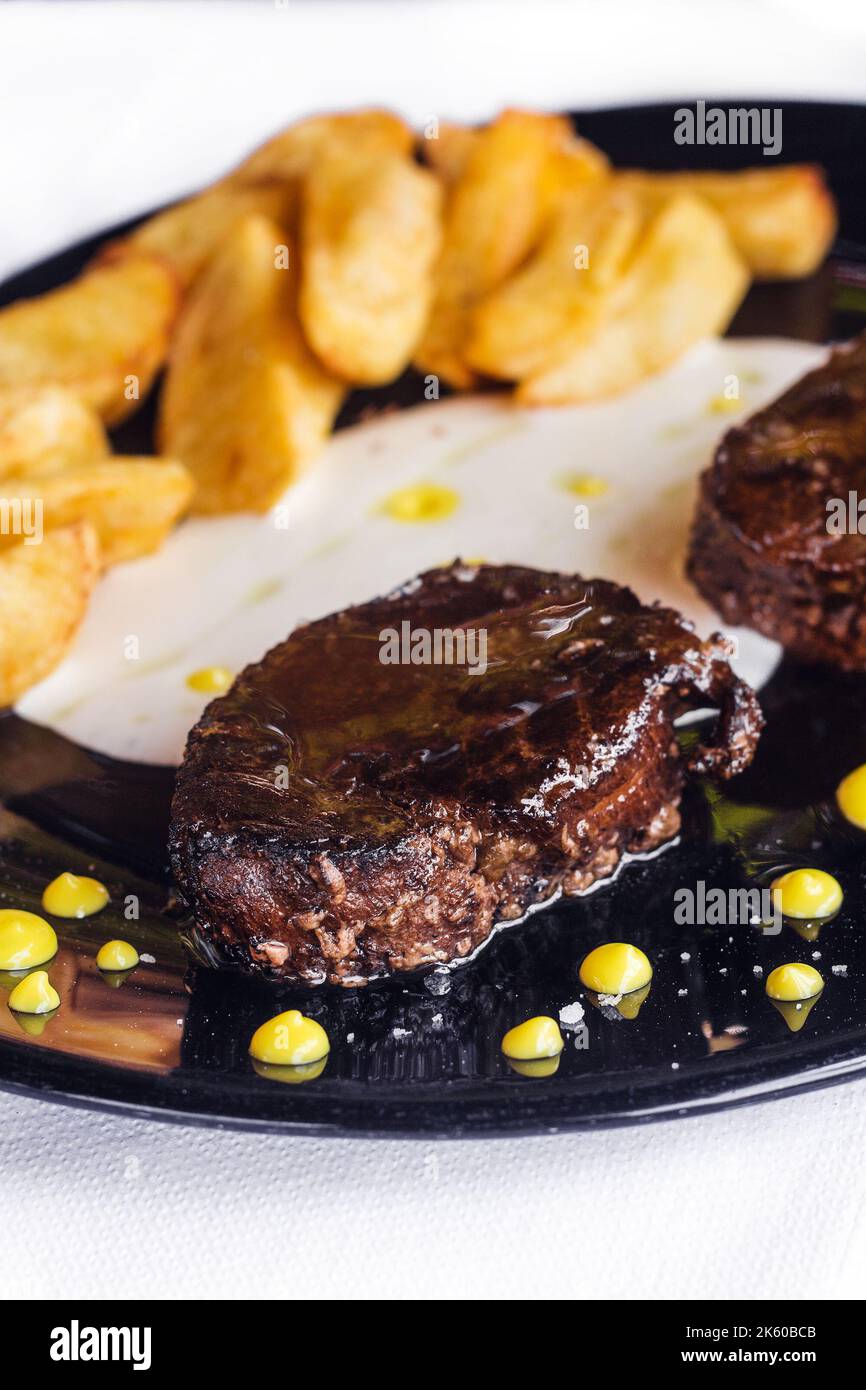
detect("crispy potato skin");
top-left (0, 386), bottom-right (108, 480)
top-left (414, 110), bottom-right (580, 388)
top-left (0, 522), bottom-right (100, 707)
top-left (0, 459), bottom-right (193, 567)
top-left (159, 213), bottom-right (344, 515)
top-left (116, 180), bottom-right (296, 291)
top-left (300, 150), bottom-right (443, 385)
top-left (0, 256), bottom-right (179, 425)
top-left (101, 113), bottom-right (412, 300)
top-left (618, 165), bottom-right (837, 279)
top-left (518, 193), bottom-right (749, 404)
top-left (228, 109), bottom-right (413, 185)
top-left (466, 184), bottom-right (642, 381)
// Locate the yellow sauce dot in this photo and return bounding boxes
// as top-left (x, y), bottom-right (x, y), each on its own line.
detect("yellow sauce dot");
top-left (186, 666), bottom-right (234, 696)
top-left (558, 472), bottom-right (609, 498)
top-left (381, 483), bottom-right (459, 523)
top-left (766, 962), bottom-right (824, 1002)
top-left (249, 1009), bottom-right (330, 1066)
top-left (613, 982), bottom-right (652, 1020)
top-left (8, 969), bottom-right (60, 1016)
top-left (42, 872), bottom-right (109, 919)
top-left (501, 1015), bottom-right (564, 1061)
top-left (505, 1055), bottom-right (562, 1079)
top-left (708, 394), bottom-right (742, 414)
top-left (771, 869), bottom-right (842, 920)
top-left (837, 763), bottom-right (866, 830)
top-left (0, 910), bottom-right (57, 970)
top-left (251, 1057), bottom-right (329, 1086)
top-left (579, 942), bottom-right (652, 996)
top-left (96, 939), bottom-right (139, 973)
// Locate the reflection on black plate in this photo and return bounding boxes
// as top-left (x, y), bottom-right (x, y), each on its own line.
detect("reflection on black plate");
top-left (1, 101), bottom-right (866, 1136)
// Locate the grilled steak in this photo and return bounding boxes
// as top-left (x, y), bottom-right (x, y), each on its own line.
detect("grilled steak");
top-left (170, 562), bottom-right (762, 985)
top-left (689, 335), bottom-right (866, 670)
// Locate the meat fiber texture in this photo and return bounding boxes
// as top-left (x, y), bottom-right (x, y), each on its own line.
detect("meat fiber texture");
top-left (689, 334), bottom-right (866, 671)
top-left (170, 563), bottom-right (762, 985)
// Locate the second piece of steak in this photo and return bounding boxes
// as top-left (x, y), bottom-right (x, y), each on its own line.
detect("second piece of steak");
top-left (689, 334), bottom-right (866, 670)
top-left (170, 562), bottom-right (762, 985)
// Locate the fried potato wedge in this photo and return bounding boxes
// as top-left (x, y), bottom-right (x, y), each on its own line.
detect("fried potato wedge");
top-left (159, 213), bottom-right (344, 514)
top-left (519, 193), bottom-right (749, 404)
top-left (230, 108), bottom-right (413, 186)
top-left (300, 149), bottom-right (442, 385)
top-left (104, 112), bottom-right (411, 293)
top-left (0, 386), bottom-right (108, 481)
top-left (467, 184), bottom-right (642, 380)
top-left (618, 165), bottom-right (836, 279)
top-left (0, 256), bottom-right (179, 424)
top-left (421, 121), bottom-right (480, 185)
top-left (119, 179), bottom-right (296, 290)
top-left (0, 522), bottom-right (100, 707)
top-left (421, 118), bottom-right (607, 190)
top-left (414, 110), bottom-right (581, 388)
top-left (0, 459), bottom-right (193, 567)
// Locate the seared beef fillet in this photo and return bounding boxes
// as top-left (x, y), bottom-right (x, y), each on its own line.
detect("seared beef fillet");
top-left (170, 563), bottom-right (762, 985)
top-left (689, 335), bottom-right (866, 671)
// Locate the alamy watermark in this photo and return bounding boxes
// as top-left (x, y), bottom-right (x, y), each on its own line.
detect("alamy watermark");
top-left (379, 622), bottom-right (488, 675)
top-left (50, 1321), bottom-right (151, 1371)
top-left (0, 496), bottom-right (43, 544)
top-left (827, 491), bottom-right (866, 535)
top-left (674, 879), bottom-right (782, 933)
top-left (674, 101), bottom-right (782, 157)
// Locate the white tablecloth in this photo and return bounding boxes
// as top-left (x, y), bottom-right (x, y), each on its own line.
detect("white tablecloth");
top-left (2, 0), bottom-right (866, 1301)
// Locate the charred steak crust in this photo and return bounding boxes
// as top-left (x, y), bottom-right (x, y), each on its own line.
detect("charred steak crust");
top-left (688, 335), bottom-right (866, 671)
top-left (170, 563), bottom-right (762, 985)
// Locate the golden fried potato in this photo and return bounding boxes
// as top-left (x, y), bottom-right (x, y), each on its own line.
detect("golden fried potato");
top-left (618, 165), bottom-right (836, 279)
top-left (421, 118), bottom-right (607, 190)
top-left (118, 179), bottom-right (296, 290)
top-left (414, 110), bottom-right (582, 388)
top-left (0, 256), bottom-right (179, 424)
top-left (467, 184), bottom-right (642, 380)
top-left (159, 213), bottom-right (344, 515)
top-left (0, 386), bottom-right (108, 480)
top-left (229, 108), bottom-right (413, 186)
top-left (0, 459), bottom-right (193, 567)
top-left (420, 121), bottom-right (480, 184)
top-left (300, 149), bottom-right (442, 385)
top-left (0, 522), bottom-right (100, 706)
top-left (519, 193), bottom-right (749, 404)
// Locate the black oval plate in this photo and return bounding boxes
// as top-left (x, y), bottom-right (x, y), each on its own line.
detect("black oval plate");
top-left (2, 100), bottom-right (866, 1137)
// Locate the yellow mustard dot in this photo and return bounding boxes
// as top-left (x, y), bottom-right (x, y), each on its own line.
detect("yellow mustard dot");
top-left (96, 939), bottom-right (139, 973)
top-left (42, 872), bottom-right (109, 919)
top-left (613, 982), bottom-right (652, 1020)
top-left (771, 869), bottom-right (842, 920)
top-left (252, 1057), bottom-right (329, 1085)
top-left (501, 1015), bottom-right (564, 1062)
top-left (708, 394), bottom-right (742, 414)
top-left (186, 666), bottom-right (234, 696)
top-left (837, 763), bottom-right (866, 830)
top-left (505, 1055), bottom-right (562, 1079)
top-left (381, 483), bottom-right (459, 524)
top-left (8, 969), bottom-right (60, 1015)
top-left (249, 1009), bottom-right (330, 1066)
top-left (558, 472), bottom-right (609, 498)
top-left (579, 942), bottom-right (652, 996)
top-left (766, 962), bottom-right (824, 1002)
top-left (0, 910), bottom-right (57, 970)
